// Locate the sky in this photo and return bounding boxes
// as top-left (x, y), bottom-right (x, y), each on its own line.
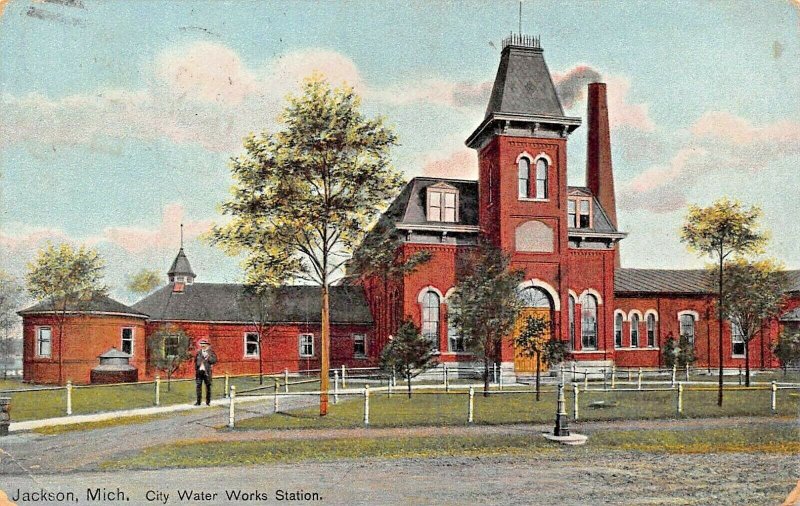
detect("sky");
top-left (1, 0), bottom-right (799, 304)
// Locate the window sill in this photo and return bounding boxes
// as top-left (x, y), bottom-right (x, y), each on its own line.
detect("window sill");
top-left (353, 355), bottom-right (368, 360)
top-left (731, 354), bottom-right (745, 359)
top-left (614, 347), bottom-right (660, 351)
top-left (439, 351), bottom-right (472, 356)
top-left (243, 355), bottom-right (259, 360)
top-left (299, 355), bottom-right (314, 359)
top-left (518, 197), bottom-right (549, 203)
top-left (570, 349), bottom-right (601, 354)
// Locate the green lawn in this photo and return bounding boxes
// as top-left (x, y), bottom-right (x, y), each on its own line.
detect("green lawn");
top-left (0, 375), bottom-right (311, 422)
top-left (236, 386), bottom-right (799, 430)
top-left (102, 423), bottom-right (799, 470)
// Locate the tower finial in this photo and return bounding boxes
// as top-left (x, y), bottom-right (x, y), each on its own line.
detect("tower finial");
top-left (180, 223), bottom-right (184, 249)
top-left (519, 0), bottom-right (522, 35)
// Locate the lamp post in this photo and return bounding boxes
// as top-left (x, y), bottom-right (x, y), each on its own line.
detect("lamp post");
top-left (553, 381), bottom-right (570, 437)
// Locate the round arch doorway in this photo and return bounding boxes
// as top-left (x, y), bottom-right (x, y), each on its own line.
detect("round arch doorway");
top-left (514, 286), bottom-right (554, 374)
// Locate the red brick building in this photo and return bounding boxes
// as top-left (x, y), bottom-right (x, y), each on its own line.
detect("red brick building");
top-left (19, 35), bottom-right (800, 384)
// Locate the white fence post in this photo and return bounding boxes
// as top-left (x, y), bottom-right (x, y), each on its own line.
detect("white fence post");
top-left (224, 373), bottom-right (230, 398)
top-left (637, 368), bottom-right (643, 390)
top-left (685, 363), bottom-right (690, 382)
top-left (493, 363), bottom-right (498, 384)
top-left (677, 382), bottom-right (683, 415)
top-left (571, 362), bottom-right (576, 382)
top-left (499, 368), bottom-right (504, 391)
top-left (444, 365), bottom-right (449, 392)
top-left (387, 372), bottom-right (392, 397)
top-left (284, 368), bottom-right (289, 393)
top-left (273, 382), bottom-right (279, 413)
top-left (583, 370), bottom-right (588, 390)
top-left (341, 364), bottom-right (347, 388)
top-left (560, 363), bottom-right (565, 380)
top-left (671, 364), bottom-right (676, 387)
top-left (155, 375), bottom-right (161, 406)
top-left (228, 385), bottom-right (236, 428)
top-left (391, 366), bottom-right (396, 387)
top-left (771, 381), bottom-right (777, 414)
top-left (572, 383), bottom-right (579, 421)
top-left (468, 386), bottom-right (474, 424)
top-left (333, 370), bottom-right (340, 404)
top-left (611, 365), bottom-right (616, 389)
top-left (66, 380), bottom-right (73, 416)
top-left (738, 366), bottom-right (743, 386)
top-left (363, 384), bottom-right (370, 426)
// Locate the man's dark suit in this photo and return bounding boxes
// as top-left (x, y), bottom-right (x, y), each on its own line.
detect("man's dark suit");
top-left (195, 347), bottom-right (218, 405)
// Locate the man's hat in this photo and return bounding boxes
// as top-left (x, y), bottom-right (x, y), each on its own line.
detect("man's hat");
top-left (198, 338), bottom-right (210, 345)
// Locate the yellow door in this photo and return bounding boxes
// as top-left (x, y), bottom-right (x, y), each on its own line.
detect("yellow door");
top-left (514, 308), bottom-right (551, 373)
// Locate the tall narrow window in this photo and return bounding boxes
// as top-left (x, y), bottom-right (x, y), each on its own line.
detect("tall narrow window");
top-left (121, 327), bottom-right (134, 355)
top-left (568, 295), bottom-right (576, 350)
top-left (646, 314), bottom-right (656, 347)
top-left (731, 323), bottom-right (745, 356)
top-left (579, 199), bottom-right (591, 228)
top-left (630, 314), bottom-right (640, 348)
top-left (421, 291), bottom-right (440, 350)
top-left (581, 295), bottom-right (598, 350)
top-left (244, 332), bottom-right (259, 358)
top-left (353, 334), bottom-right (367, 357)
top-left (299, 334), bottom-right (314, 357)
top-left (37, 327), bottom-right (52, 357)
top-left (443, 192), bottom-right (456, 222)
top-left (568, 200), bottom-right (577, 228)
top-left (535, 158), bottom-right (548, 199)
top-left (614, 313), bottom-right (623, 348)
top-left (680, 314), bottom-right (696, 345)
top-left (518, 158), bottom-right (530, 198)
top-left (164, 335), bottom-right (180, 358)
top-left (428, 191), bottom-right (441, 221)
top-left (447, 304), bottom-right (465, 352)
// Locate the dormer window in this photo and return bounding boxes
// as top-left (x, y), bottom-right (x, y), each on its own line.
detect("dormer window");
top-left (426, 183), bottom-right (459, 222)
top-left (568, 197), bottom-right (592, 228)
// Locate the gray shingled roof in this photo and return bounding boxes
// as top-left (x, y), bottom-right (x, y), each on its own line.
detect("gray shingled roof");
top-left (18, 294), bottom-right (148, 317)
top-left (132, 283), bottom-right (373, 324)
top-left (616, 269), bottom-right (800, 295)
top-left (485, 45), bottom-right (564, 119)
top-left (168, 248), bottom-right (195, 277)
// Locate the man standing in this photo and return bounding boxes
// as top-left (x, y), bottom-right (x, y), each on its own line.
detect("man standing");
top-left (195, 338), bottom-right (217, 406)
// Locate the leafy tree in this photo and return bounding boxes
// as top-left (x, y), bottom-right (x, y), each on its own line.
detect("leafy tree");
top-left (211, 76), bottom-right (402, 416)
top-left (449, 241), bottom-right (524, 396)
top-left (379, 320), bottom-right (438, 398)
top-left (663, 333), bottom-right (695, 369)
top-left (348, 219), bottom-right (431, 344)
top-left (514, 315), bottom-right (567, 401)
top-left (773, 331), bottom-right (800, 377)
top-left (147, 325), bottom-right (192, 391)
top-left (721, 258), bottom-right (787, 386)
top-left (681, 198), bottom-right (767, 405)
top-left (127, 269), bottom-right (161, 296)
top-left (26, 243), bottom-right (107, 384)
top-left (238, 284), bottom-right (289, 385)
top-left (0, 271), bottom-right (23, 379)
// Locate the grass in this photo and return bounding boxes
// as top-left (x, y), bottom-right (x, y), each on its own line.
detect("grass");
top-left (101, 422), bottom-right (799, 470)
top-left (1, 375), bottom-right (316, 422)
top-left (235, 386), bottom-right (799, 431)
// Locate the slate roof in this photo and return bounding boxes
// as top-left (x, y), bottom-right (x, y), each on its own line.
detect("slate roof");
top-left (168, 248), bottom-right (195, 277)
top-left (385, 177), bottom-right (479, 227)
top-left (567, 186), bottom-right (619, 234)
top-left (615, 269), bottom-right (800, 295)
top-left (485, 44), bottom-right (564, 119)
top-left (18, 294), bottom-right (148, 317)
top-left (132, 283), bottom-right (373, 325)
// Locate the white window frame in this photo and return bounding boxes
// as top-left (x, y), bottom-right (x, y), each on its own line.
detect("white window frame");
top-left (518, 157), bottom-right (531, 199)
top-left (581, 295), bottom-right (598, 350)
top-left (646, 313), bottom-right (657, 348)
top-left (630, 314), bottom-right (640, 348)
top-left (678, 312), bottom-right (697, 345)
top-left (244, 332), bottom-right (260, 358)
top-left (420, 290), bottom-right (441, 350)
top-left (353, 333), bottom-right (367, 358)
top-left (534, 158), bottom-right (548, 199)
top-left (299, 333), bottom-right (314, 358)
top-left (614, 312), bottom-right (624, 348)
top-left (121, 327), bottom-right (134, 356)
top-left (731, 322), bottom-right (745, 358)
top-left (426, 187), bottom-right (459, 223)
top-left (36, 326), bottom-right (52, 358)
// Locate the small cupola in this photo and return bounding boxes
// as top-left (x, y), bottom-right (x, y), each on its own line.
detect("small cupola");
top-left (168, 224), bottom-right (195, 287)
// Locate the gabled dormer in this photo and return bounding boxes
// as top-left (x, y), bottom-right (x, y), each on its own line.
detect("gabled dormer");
top-left (426, 182), bottom-right (460, 223)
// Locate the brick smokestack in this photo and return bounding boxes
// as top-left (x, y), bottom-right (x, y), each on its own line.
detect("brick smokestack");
top-left (585, 82), bottom-right (620, 266)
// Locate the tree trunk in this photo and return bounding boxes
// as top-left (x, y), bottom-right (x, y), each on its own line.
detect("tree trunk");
top-left (407, 368), bottom-right (412, 399)
top-left (58, 320), bottom-right (64, 385)
top-left (744, 342), bottom-right (750, 387)
top-left (320, 285), bottom-right (330, 416)
top-left (483, 356), bottom-right (490, 397)
top-left (258, 331), bottom-right (264, 386)
top-left (717, 257), bottom-right (724, 407)
top-left (167, 370), bottom-right (172, 392)
top-left (535, 351), bottom-right (541, 402)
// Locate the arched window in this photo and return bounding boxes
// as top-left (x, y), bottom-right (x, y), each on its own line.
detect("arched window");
top-left (679, 313), bottom-right (695, 345)
top-left (568, 295), bottom-right (576, 351)
top-left (581, 295), bottom-right (598, 349)
top-left (421, 291), bottom-right (440, 350)
top-left (614, 312), bottom-right (623, 348)
top-left (646, 314), bottom-right (656, 347)
top-left (518, 157), bottom-right (530, 198)
top-left (447, 303), bottom-right (465, 352)
top-left (519, 287), bottom-right (552, 308)
top-left (535, 158), bottom-right (548, 199)
top-left (630, 313), bottom-right (640, 348)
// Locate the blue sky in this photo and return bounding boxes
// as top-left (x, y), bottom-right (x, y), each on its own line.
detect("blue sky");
top-left (1, 0), bottom-right (799, 303)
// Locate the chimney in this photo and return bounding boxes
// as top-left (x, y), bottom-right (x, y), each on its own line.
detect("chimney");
top-left (585, 83), bottom-right (620, 266)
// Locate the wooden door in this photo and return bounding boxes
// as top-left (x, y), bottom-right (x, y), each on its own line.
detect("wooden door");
top-left (513, 308), bottom-right (551, 373)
